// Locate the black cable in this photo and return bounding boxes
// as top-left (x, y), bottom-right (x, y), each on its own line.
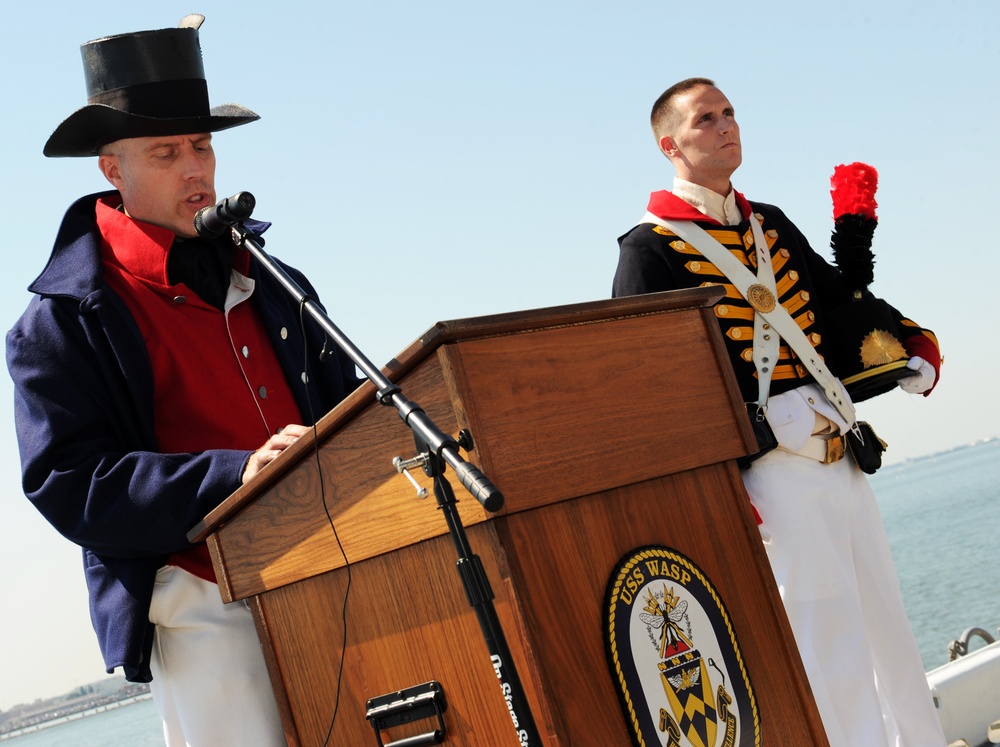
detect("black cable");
top-left (294, 298), bottom-right (352, 746)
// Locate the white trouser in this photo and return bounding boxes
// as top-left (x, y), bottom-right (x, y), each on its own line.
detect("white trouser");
top-left (742, 449), bottom-right (946, 747)
top-left (148, 565), bottom-right (286, 747)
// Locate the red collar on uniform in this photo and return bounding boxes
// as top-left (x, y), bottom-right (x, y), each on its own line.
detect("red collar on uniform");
top-left (646, 189), bottom-right (753, 224)
top-left (95, 195), bottom-right (251, 283)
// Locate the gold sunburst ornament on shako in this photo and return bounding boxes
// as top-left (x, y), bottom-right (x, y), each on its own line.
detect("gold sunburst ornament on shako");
top-left (603, 546), bottom-right (760, 747)
top-left (859, 329), bottom-right (909, 369)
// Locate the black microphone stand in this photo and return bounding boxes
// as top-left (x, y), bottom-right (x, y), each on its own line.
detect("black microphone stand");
top-left (227, 218), bottom-right (542, 746)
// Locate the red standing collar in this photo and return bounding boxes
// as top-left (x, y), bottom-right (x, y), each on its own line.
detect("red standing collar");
top-left (646, 189), bottom-right (752, 224)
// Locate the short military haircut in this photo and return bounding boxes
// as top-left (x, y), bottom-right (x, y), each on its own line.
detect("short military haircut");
top-left (650, 77), bottom-right (717, 143)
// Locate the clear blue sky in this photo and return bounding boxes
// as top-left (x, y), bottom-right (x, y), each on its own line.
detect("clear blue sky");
top-left (1, 0), bottom-right (997, 710)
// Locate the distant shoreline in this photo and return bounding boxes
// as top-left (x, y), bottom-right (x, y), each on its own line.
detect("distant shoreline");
top-left (882, 434), bottom-right (998, 470)
top-left (0, 691), bottom-right (151, 741)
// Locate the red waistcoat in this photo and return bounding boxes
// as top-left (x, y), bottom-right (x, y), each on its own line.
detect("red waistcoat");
top-left (96, 197), bottom-right (302, 580)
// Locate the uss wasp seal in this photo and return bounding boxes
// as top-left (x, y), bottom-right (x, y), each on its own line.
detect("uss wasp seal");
top-left (603, 546), bottom-right (760, 747)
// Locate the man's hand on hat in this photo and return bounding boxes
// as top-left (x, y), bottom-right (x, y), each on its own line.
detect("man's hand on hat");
top-left (898, 357), bottom-right (936, 394)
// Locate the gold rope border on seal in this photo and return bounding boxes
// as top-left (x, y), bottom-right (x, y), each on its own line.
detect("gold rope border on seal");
top-left (606, 546), bottom-right (761, 747)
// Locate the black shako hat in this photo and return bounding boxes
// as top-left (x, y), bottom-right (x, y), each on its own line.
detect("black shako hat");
top-left (44, 14), bottom-right (259, 157)
top-left (823, 162), bottom-right (916, 402)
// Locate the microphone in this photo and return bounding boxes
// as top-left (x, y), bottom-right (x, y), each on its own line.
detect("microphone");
top-left (194, 192), bottom-right (256, 238)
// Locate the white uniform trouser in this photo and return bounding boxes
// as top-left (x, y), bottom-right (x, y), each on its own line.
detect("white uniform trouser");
top-left (742, 449), bottom-right (946, 747)
top-left (148, 565), bottom-right (286, 747)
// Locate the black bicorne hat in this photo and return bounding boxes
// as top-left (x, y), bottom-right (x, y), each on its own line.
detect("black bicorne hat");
top-left (44, 14), bottom-right (259, 157)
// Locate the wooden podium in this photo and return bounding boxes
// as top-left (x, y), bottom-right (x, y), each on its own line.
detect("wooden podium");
top-left (191, 288), bottom-right (829, 746)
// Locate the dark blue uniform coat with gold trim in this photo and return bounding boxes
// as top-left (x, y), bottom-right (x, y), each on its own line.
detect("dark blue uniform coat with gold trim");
top-left (612, 191), bottom-right (938, 403)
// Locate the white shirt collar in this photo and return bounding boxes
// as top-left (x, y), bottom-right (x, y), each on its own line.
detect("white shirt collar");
top-left (672, 177), bottom-right (742, 226)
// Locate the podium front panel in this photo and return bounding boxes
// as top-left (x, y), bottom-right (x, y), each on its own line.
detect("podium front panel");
top-left (198, 293), bottom-right (827, 746)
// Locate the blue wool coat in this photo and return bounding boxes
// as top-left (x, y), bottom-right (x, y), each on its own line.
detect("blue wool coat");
top-left (6, 192), bottom-right (362, 682)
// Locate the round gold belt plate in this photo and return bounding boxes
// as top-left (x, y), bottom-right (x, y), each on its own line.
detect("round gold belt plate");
top-left (747, 283), bottom-right (776, 313)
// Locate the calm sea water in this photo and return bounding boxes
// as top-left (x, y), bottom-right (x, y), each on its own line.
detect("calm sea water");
top-left (871, 438), bottom-right (1000, 671)
top-left (5, 440), bottom-right (997, 745)
top-left (1, 698), bottom-right (161, 746)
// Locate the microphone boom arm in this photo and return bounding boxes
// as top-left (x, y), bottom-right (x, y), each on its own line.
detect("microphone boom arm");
top-left (229, 222), bottom-right (505, 512)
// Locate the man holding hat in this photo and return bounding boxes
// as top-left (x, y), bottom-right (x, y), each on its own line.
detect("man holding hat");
top-left (612, 78), bottom-right (945, 745)
top-left (6, 14), bottom-right (361, 746)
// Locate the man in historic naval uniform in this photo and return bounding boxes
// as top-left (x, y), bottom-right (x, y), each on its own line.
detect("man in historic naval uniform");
top-left (612, 77), bottom-right (945, 746)
top-left (6, 15), bottom-right (361, 746)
